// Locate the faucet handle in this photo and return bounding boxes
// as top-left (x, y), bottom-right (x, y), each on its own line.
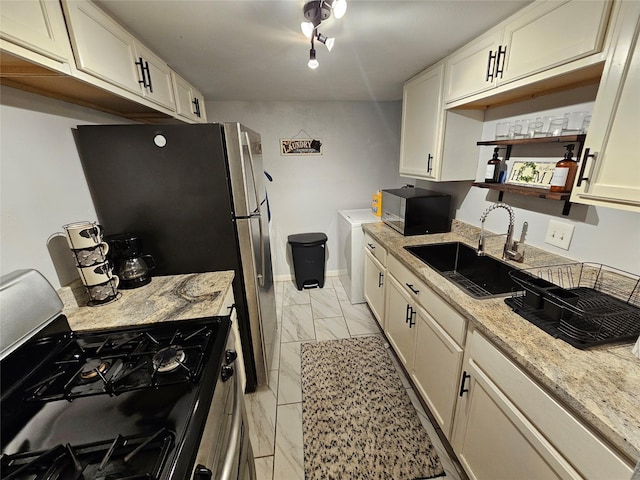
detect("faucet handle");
top-left (506, 241), bottom-right (525, 262)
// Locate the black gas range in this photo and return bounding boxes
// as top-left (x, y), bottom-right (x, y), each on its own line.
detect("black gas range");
top-left (0, 270), bottom-right (243, 480)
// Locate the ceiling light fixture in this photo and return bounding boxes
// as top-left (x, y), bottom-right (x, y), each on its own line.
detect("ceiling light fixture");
top-left (316, 32), bottom-right (335, 52)
top-left (301, 0), bottom-right (347, 69)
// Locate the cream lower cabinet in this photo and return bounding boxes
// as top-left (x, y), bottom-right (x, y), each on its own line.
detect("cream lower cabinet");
top-left (363, 249), bottom-right (386, 328)
top-left (385, 254), bottom-right (465, 438)
top-left (570, 1), bottom-right (640, 213)
top-left (411, 305), bottom-right (463, 437)
top-left (452, 328), bottom-right (633, 480)
top-left (384, 274), bottom-right (418, 368)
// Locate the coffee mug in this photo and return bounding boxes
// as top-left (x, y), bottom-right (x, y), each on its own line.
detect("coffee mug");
top-left (78, 261), bottom-right (114, 286)
top-left (63, 221), bottom-right (104, 249)
top-left (86, 276), bottom-right (120, 305)
top-left (72, 242), bottom-right (110, 267)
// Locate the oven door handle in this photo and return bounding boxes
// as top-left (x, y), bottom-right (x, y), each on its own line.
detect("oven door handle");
top-left (219, 363), bottom-right (243, 480)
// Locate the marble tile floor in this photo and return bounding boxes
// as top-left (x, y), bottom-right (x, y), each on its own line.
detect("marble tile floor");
top-left (244, 277), bottom-right (465, 480)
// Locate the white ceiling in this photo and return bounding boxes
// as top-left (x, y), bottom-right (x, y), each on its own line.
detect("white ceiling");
top-left (94, 0), bottom-right (532, 102)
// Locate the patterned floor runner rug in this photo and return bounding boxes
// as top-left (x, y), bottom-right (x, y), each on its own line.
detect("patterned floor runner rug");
top-left (301, 335), bottom-right (446, 479)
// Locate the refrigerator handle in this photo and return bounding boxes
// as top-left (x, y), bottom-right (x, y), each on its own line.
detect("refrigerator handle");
top-left (243, 132), bottom-right (266, 288)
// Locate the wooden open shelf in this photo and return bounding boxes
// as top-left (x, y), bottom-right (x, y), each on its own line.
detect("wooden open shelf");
top-left (477, 134), bottom-right (586, 147)
top-left (473, 134), bottom-right (586, 216)
top-left (472, 182), bottom-right (573, 215)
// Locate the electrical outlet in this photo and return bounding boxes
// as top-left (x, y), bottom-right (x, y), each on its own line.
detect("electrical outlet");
top-left (545, 220), bottom-right (575, 250)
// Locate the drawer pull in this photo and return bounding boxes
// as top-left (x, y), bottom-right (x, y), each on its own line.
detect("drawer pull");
top-left (408, 309), bottom-right (416, 328)
top-left (459, 371), bottom-right (471, 397)
top-left (367, 243), bottom-right (376, 251)
top-left (406, 283), bottom-right (420, 295)
top-left (405, 304), bottom-right (412, 323)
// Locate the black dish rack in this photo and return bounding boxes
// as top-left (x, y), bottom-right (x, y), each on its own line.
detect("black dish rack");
top-left (505, 263), bottom-right (640, 349)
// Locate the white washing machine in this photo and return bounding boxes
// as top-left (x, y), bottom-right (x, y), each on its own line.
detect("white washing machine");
top-left (338, 209), bottom-right (381, 304)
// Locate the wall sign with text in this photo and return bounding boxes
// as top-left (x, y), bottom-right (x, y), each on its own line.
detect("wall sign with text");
top-left (507, 161), bottom-right (556, 188)
top-left (280, 138), bottom-right (323, 156)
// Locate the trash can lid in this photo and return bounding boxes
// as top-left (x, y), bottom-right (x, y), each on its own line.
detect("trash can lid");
top-left (287, 232), bottom-right (328, 247)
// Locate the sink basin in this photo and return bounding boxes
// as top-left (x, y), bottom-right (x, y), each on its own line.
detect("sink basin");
top-left (404, 242), bottom-right (522, 299)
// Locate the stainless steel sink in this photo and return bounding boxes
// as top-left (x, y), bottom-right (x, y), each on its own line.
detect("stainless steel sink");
top-left (404, 242), bottom-right (523, 299)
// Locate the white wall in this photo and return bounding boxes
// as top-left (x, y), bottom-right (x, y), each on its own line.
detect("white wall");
top-left (0, 86), bottom-right (132, 288)
top-left (417, 85), bottom-right (640, 275)
top-left (206, 101), bottom-right (405, 279)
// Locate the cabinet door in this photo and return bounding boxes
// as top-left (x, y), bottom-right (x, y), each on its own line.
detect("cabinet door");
top-left (443, 29), bottom-right (502, 103)
top-left (571, 3), bottom-right (640, 212)
top-left (192, 87), bottom-right (207, 122)
top-left (384, 275), bottom-right (416, 368)
top-left (135, 42), bottom-right (176, 111)
top-left (0, 0), bottom-right (72, 63)
top-left (499, 0), bottom-right (611, 85)
top-left (411, 306), bottom-right (463, 437)
top-left (453, 359), bottom-right (578, 480)
top-left (364, 249), bottom-right (385, 328)
top-left (63, 0), bottom-right (142, 94)
top-left (172, 70), bottom-right (205, 122)
top-left (399, 63), bottom-right (443, 180)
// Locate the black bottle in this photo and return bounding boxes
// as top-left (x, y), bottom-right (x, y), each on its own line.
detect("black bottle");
top-left (485, 147), bottom-right (502, 183)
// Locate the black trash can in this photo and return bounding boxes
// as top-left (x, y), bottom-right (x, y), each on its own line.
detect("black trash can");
top-left (288, 232), bottom-right (328, 290)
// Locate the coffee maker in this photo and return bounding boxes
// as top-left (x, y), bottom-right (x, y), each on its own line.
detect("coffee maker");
top-left (105, 233), bottom-right (156, 289)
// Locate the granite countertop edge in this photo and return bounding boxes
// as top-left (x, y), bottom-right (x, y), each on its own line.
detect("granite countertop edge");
top-left (363, 220), bottom-right (640, 463)
top-left (59, 270), bottom-right (235, 331)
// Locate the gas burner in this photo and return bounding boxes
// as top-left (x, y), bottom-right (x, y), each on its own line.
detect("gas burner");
top-left (79, 359), bottom-right (110, 381)
top-left (152, 345), bottom-right (186, 373)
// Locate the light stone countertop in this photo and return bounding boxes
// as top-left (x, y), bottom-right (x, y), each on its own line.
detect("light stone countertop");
top-left (60, 271), bottom-right (235, 331)
top-left (363, 220), bottom-right (640, 464)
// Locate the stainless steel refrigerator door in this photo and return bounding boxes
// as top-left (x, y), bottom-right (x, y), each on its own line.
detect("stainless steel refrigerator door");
top-left (225, 123), bottom-right (277, 385)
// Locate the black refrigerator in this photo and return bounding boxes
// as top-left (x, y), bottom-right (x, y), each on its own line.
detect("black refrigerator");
top-left (74, 122), bottom-right (276, 392)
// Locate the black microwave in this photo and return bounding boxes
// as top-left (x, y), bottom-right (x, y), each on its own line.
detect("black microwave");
top-left (381, 188), bottom-right (451, 236)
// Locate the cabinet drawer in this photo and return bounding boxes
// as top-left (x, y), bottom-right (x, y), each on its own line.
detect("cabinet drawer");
top-left (468, 330), bottom-right (633, 479)
top-left (364, 233), bottom-right (387, 266)
top-left (388, 255), bottom-right (424, 300)
top-left (389, 255), bottom-right (466, 345)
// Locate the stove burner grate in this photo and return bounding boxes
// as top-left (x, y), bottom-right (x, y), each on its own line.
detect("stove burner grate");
top-left (78, 359), bottom-right (111, 381)
top-left (0, 429), bottom-right (174, 480)
top-left (152, 345), bottom-right (186, 373)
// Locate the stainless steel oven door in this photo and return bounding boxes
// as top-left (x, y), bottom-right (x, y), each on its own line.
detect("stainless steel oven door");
top-left (192, 329), bottom-right (256, 480)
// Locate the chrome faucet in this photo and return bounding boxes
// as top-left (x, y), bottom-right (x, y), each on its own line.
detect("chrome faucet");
top-left (477, 202), bottom-right (524, 262)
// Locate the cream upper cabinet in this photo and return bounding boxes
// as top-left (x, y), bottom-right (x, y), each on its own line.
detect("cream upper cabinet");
top-left (399, 62), bottom-right (443, 179)
top-left (62, 0), bottom-right (176, 111)
top-left (400, 62), bottom-right (484, 181)
top-left (499, 0), bottom-right (611, 85)
top-left (172, 71), bottom-right (208, 123)
top-left (453, 329), bottom-right (633, 479)
top-left (0, 0), bottom-right (73, 70)
top-left (443, 29), bottom-right (502, 103)
top-left (62, 0), bottom-right (142, 94)
top-left (135, 42), bottom-right (176, 111)
top-left (444, 0), bottom-right (612, 104)
top-left (570, 1), bottom-right (640, 213)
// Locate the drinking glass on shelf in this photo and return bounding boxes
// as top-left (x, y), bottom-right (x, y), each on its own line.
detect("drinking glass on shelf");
top-left (563, 112), bottom-right (588, 134)
top-left (581, 115), bottom-right (592, 134)
top-left (508, 123), bottom-right (522, 138)
top-left (549, 117), bottom-right (567, 136)
top-left (515, 119), bottom-right (532, 138)
top-left (534, 116), bottom-right (552, 137)
top-left (526, 121), bottom-right (545, 138)
top-left (495, 122), bottom-right (512, 139)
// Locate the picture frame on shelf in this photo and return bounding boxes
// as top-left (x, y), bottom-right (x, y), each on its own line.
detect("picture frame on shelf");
top-left (507, 161), bottom-right (555, 188)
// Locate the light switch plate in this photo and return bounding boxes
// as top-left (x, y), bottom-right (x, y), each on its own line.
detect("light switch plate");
top-left (545, 220), bottom-right (575, 250)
